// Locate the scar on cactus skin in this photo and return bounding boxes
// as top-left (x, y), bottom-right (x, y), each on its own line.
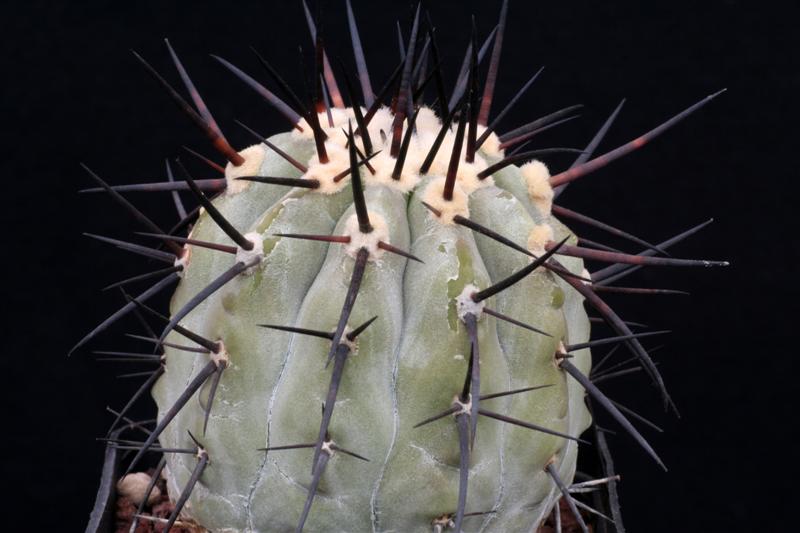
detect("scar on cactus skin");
top-left (76, 0), bottom-right (728, 531)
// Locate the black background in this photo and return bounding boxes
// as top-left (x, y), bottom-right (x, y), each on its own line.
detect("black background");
top-left (3, 0), bottom-right (797, 531)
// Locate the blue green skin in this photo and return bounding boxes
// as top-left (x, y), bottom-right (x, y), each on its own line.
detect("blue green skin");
top-left (152, 133), bottom-right (592, 532)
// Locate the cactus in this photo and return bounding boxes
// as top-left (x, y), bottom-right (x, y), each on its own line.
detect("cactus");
top-left (75, 2), bottom-right (727, 531)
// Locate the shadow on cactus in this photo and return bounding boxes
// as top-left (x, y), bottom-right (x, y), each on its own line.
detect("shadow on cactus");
top-left (75, 1), bottom-right (727, 531)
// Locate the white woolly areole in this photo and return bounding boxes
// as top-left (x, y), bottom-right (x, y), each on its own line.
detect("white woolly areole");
top-left (174, 247), bottom-right (191, 277)
top-left (339, 326), bottom-right (358, 353)
top-left (527, 223), bottom-right (554, 256)
top-left (211, 339), bottom-right (230, 367)
top-left (367, 143), bottom-right (423, 193)
top-left (417, 126), bottom-right (493, 194)
top-left (453, 157), bottom-right (493, 194)
top-left (303, 142), bottom-right (351, 195)
top-left (415, 106), bottom-right (442, 133)
top-left (291, 107), bottom-right (506, 201)
top-left (452, 393), bottom-right (472, 416)
top-left (476, 124), bottom-right (503, 157)
top-left (329, 108), bottom-right (369, 146)
top-left (292, 117), bottom-right (314, 140)
top-left (555, 341), bottom-right (567, 369)
top-left (581, 267), bottom-right (593, 286)
top-left (456, 284), bottom-right (485, 321)
top-left (364, 107), bottom-right (395, 146)
top-left (362, 109), bottom-right (432, 192)
top-left (321, 440), bottom-right (335, 456)
top-left (422, 177), bottom-right (469, 224)
top-left (236, 232), bottom-right (264, 274)
top-left (117, 473), bottom-right (161, 506)
top-left (424, 131), bottom-right (457, 177)
top-left (521, 160), bottom-right (554, 216)
top-left (224, 144), bottom-right (266, 195)
top-left (343, 212), bottom-right (389, 261)
top-left (432, 515), bottom-right (455, 531)
top-left (292, 108), bottom-right (354, 140)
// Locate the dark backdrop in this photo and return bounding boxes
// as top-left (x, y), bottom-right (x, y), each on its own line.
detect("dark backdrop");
top-left (2, 1), bottom-right (796, 531)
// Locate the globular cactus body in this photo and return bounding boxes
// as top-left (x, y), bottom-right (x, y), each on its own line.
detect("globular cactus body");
top-left (153, 106), bottom-right (591, 531)
top-left (76, 2), bottom-right (727, 532)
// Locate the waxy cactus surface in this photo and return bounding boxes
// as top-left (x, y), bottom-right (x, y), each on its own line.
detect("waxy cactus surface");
top-left (75, 2), bottom-right (727, 531)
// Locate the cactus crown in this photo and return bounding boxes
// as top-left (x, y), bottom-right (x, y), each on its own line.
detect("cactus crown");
top-left (76, 1), bottom-right (726, 531)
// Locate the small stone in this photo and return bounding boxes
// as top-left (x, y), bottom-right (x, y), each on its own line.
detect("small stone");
top-left (116, 472), bottom-right (161, 506)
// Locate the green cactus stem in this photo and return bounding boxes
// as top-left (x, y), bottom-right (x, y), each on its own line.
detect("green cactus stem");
top-left (75, 1), bottom-right (727, 531)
